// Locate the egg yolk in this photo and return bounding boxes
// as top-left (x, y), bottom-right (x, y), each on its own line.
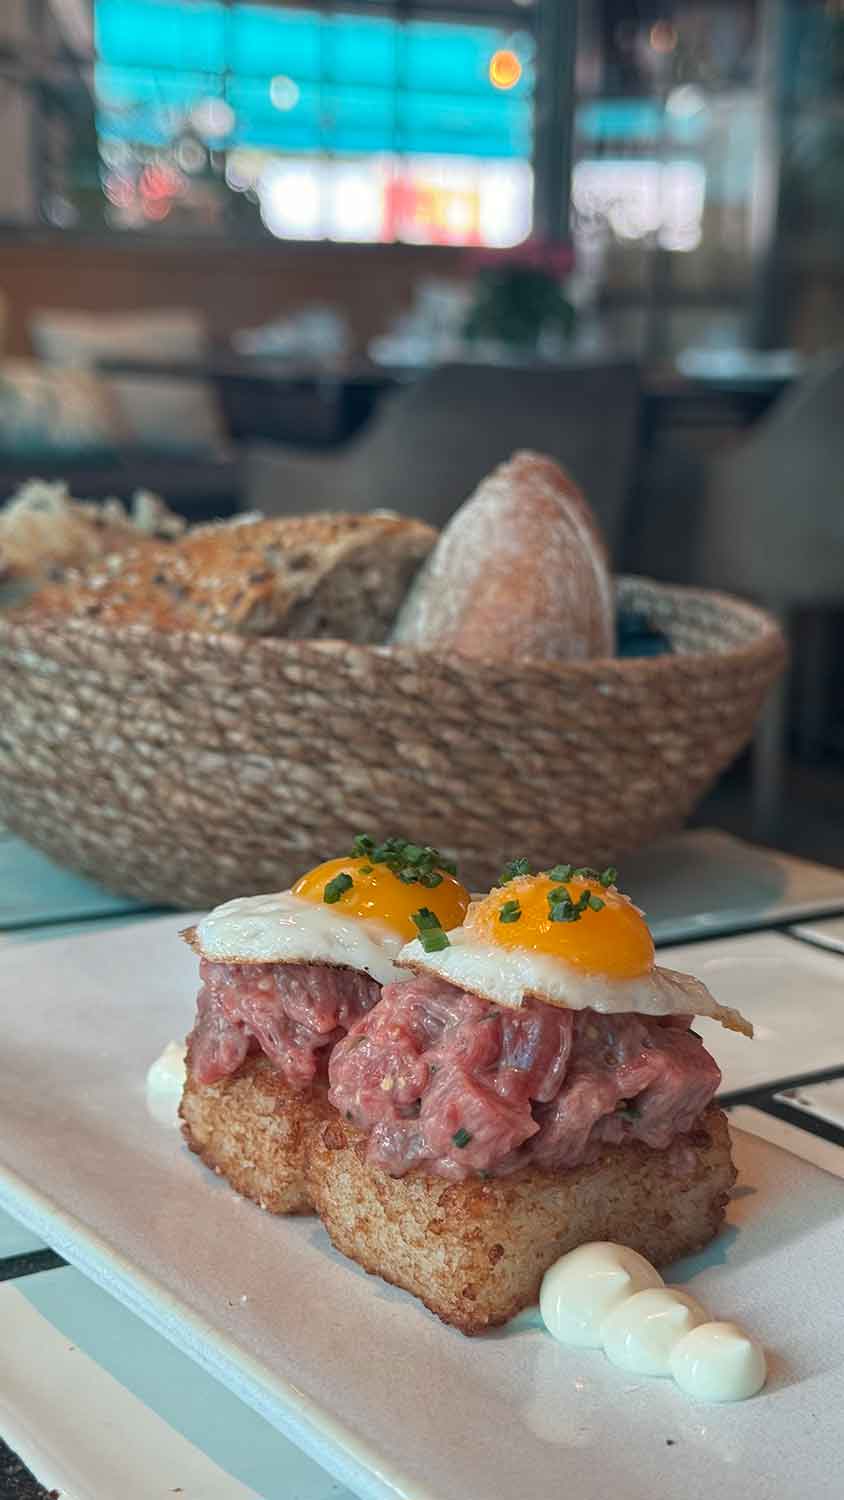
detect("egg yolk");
top-left (469, 873), bottom-right (654, 979)
top-left (292, 855), bottom-right (470, 942)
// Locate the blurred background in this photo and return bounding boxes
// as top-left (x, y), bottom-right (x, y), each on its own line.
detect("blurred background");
top-left (0, 0), bottom-right (842, 860)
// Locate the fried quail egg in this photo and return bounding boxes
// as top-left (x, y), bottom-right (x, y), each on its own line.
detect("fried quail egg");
top-left (398, 869), bottom-right (752, 1035)
top-left (194, 843), bottom-right (470, 986)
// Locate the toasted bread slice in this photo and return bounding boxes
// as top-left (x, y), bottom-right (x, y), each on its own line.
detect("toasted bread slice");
top-left (180, 1053), bottom-right (330, 1214)
top-left (305, 1105), bottom-right (735, 1334)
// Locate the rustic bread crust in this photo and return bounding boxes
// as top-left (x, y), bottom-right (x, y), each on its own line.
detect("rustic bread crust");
top-left (304, 1104), bottom-right (736, 1334)
top-left (391, 450), bottom-right (614, 663)
top-left (179, 1054), bottom-right (331, 1215)
top-left (21, 511), bottom-right (436, 639)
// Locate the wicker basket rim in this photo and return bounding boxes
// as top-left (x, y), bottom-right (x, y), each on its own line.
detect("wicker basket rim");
top-left (0, 575), bottom-right (786, 682)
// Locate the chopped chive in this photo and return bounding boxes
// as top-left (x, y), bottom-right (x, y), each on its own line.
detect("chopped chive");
top-left (412, 907), bottom-right (450, 952)
top-left (324, 872), bottom-right (353, 904)
top-left (419, 929), bottom-right (449, 953)
top-left (550, 904), bottom-right (578, 923)
top-left (499, 899), bottom-right (522, 924)
top-left (452, 1127), bottom-right (472, 1148)
top-left (412, 907), bottom-right (441, 932)
top-left (498, 857), bottom-right (531, 884)
top-left (348, 834), bottom-right (457, 888)
top-left (588, 894), bottom-right (605, 912)
top-left (572, 866), bottom-right (600, 881)
top-left (547, 885), bottom-right (570, 905)
top-left (600, 866), bottom-right (618, 887)
top-left (547, 863), bottom-right (574, 882)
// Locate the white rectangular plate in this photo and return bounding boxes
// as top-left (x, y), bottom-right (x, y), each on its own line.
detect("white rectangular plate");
top-left (773, 1077), bottom-right (844, 1133)
top-left (659, 930), bottom-right (844, 1095)
top-left (728, 1104), bottom-right (844, 1178)
top-left (1, 916), bottom-right (843, 1500)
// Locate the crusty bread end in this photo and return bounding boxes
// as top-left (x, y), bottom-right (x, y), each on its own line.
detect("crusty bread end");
top-left (179, 1054), bottom-right (330, 1215)
top-left (305, 1104), bottom-right (735, 1333)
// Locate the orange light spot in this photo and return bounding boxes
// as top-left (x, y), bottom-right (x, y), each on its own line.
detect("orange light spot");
top-left (489, 49), bottom-right (523, 91)
top-left (469, 874), bottom-right (654, 979)
top-left (293, 856), bottom-right (470, 942)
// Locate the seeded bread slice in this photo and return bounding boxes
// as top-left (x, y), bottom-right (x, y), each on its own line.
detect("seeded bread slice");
top-left (0, 480), bottom-right (183, 592)
top-left (20, 511), bottom-right (437, 640)
top-left (304, 1104), bottom-right (735, 1334)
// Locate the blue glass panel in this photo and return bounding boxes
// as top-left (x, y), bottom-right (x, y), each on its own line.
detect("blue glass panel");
top-left (229, 6), bottom-right (321, 81)
top-left (96, 63), bottom-right (215, 144)
top-left (576, 100), bottom-right (664, 143)
top-left (326, 15), bottom-right (397, 86)
top-left (96, 0), bottom-right (225, 72)
top-left (403, 22), bottom-right (533, 97)
top-left (397, 93), bottom-right (530, 158)
top-left (94, 4), bottom-right (534, 161)
top-left (323, 83), bottom-right (395, 150)
top-left (227, 76), bottom-right (321, 150)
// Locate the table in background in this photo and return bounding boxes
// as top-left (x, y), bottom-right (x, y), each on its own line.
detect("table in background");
top-left (97, 351), bottom-right (797, 452)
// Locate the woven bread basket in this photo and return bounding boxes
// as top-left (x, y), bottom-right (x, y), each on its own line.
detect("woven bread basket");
top-left (0, 576), bottom-right (785, 908)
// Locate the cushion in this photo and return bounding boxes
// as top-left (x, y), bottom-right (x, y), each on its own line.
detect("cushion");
top-left (29, 308), bottom-right (226, 455)
top-left (0, 360), bottom-right (119, 455)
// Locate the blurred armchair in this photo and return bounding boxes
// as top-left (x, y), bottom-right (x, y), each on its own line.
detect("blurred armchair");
top-left (243, 359), bottom-right (641, 558)
top-left (693, 351), bottom-right (844, 834)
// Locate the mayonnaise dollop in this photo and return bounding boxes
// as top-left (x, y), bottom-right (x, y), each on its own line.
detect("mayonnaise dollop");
top-left (601, 1287), bottom-right (707, 1376)
top-left (539, 1242), bottom-right (664, 1348)
top-left (145, 1040), bottom-right (187, 1126)
top-left (538, 1242), bottom-right (767, 1402)
top-left (670, 1321), bottom-right (768, 1403)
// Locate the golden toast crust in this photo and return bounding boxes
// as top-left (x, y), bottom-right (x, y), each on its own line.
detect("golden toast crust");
top-left (179, 1054), bottom-right (331, 1215)
top-left (305, 1104), bottom-right (736, 1333)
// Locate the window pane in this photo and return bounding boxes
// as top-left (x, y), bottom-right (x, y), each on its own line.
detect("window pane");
top-left (229, 6), bottom-right (322, 82)
top-left (96, 0), bottom-right (227, 72)
top-left (85, 0), bottom-right (535, 246)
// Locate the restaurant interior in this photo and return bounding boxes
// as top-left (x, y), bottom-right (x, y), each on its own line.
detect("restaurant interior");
top-left (1, 0), bottom-right (842, 861)
top-left (0, 4), bottom-right (844, 1495)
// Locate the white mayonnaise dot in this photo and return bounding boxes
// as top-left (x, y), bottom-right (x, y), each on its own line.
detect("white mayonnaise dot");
top-left (669, 1321), bottom-right (767, 1402)
top-left (145, 1040), bottom-right (187, 1126)
top-left (539, 1242), bottom-right (664, 1348)
top-left (601, 1287), bottom-right (708, 1376)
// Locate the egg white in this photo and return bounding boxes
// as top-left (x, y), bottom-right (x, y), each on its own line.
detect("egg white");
top-left (398, 928), bottom-right (752, 1035)
top-left (194, 890), bottom-right (404, 985)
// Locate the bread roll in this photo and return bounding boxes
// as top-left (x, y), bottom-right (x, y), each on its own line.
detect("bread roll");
top-left (20, 511), bottom-right (437, 641)
top-left (391, 451), bottom-right (614, 662)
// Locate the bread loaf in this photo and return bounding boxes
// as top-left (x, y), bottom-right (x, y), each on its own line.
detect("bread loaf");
top-left (20, 510), bottom-right (437, 641)
top-left (391, 451), bottom-right (614, 662)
